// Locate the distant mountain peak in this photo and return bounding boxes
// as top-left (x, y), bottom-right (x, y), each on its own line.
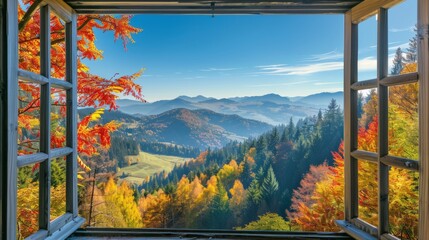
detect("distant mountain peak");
top-left (177, 95), bottom-right (215, 103)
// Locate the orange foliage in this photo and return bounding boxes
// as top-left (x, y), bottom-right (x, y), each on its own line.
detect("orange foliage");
top-left (17, 0), bottom-right (145, 170)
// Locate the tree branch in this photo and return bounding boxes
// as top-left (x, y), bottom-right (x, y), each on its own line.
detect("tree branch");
top-left (18, 0), bottom-right (43, 32)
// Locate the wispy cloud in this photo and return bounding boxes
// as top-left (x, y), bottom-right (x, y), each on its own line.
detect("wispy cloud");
top-left (388, 42), bottom-right (409, 51)
top-left (256, 62), bottom-right (343, 76)
top-left (314, 81), bottom-right (342, 86)
top-left (370, 41), bottom-right (402, 49)
top-left (200, 67), bottom-right (238, 72)
top-left (257, 57), bottom-right (376, 76)
top-left (305, 50), bottom-right (343, 62)
top-left (389, 26), bottom-right (414, 33)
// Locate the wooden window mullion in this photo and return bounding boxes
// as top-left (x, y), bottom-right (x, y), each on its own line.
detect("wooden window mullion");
top-left (344, 11), bottom-right (359, 222)
top-left (65, 13), bottom-right (78, 217)
top-left (377, 7), bottom-right (389, 237)
top-left (39, 4), bottom-right (52, 231)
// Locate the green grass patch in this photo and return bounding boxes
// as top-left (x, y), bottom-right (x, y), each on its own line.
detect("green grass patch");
top-left (117, 151), bottom-right (189, 185)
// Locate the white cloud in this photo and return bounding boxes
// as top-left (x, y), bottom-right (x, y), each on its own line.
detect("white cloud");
top-left (305, 50), bottom-right (343, 62)
top-left (257, 61), bottom-right (343, 76)
top-left (358, 57), bottom-right (377, 71)
top-left (258, 58), bottom-right (376, 76)
top-left (389, 26), bottom-right (414, 33)
top-left (388, 42), bottom-right (409, 51)
top-left (314, 81), bottom-right (342, 86)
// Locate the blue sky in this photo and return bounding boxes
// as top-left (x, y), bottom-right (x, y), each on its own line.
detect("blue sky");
top-left (83, 0), bottom-right (417, 102)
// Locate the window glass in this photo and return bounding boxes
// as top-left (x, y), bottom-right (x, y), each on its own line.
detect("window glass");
top-left (18, 2), bottom-right (41, 74)
top-left (388, 0), bottom-right (418, 76)
top-left (17, 163), bottom-right (40, 239)
top-left (357, 88), bottom-right (378, 152)
top-left (18, 80), bottom-right (40, 155)
top-left (388, 83), bottom-right (418, 160)
top-left (358, 15), bottom-right (378, 81)
top-left (51, 88), bottom-right (67, 149)
top-left (358, 160), bottom-right (378, 227)
top-left (388, 167), bottom-right (419, 239)
top-left (50, 11), bottom-right (66, 80)
top-left (51, 156), bottom-right (67, 221)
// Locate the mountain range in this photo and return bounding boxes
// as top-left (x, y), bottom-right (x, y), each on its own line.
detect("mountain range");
top-left (116, 92), bottom-right (343, 125)
top-left (79, 108), bottom-right (273, 149)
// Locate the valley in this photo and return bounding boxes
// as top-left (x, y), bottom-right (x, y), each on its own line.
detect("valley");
top-left (117, 151), bottom-right (189, 185)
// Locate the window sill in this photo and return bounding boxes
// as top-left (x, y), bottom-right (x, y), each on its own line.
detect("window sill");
top-left (336, 220), bottom-right (377, 240)
top-left (67, 228), bottom-right (353, 239)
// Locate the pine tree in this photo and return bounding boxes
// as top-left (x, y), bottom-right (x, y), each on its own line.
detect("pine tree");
top-left (405, 25), bottom-right (417, 63)
top-left (280, 128), bottom-right (288, 142)
top-left (287, 117), bottom-right (295, 140)
top-left (247, 179), bottom-right (262, 205)
top-left (267, 127), bottom-right (279, 155)
top-left (255, 136), bottom-right (267, 163)
top-left (391, 47), bottom-right (404, 75)
top-left (261, 165), bottom-right (279, 199)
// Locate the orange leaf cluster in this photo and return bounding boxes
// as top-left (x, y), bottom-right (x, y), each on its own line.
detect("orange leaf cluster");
top-left (17, 0), bottom-right (145, 172)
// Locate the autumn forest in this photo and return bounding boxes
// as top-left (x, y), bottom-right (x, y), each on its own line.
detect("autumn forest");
top-left (16, 0), bottom-right (419, 239)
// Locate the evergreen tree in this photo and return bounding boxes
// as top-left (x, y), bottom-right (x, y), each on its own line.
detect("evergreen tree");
top-left (241, 159), bottom-right (253, 188)
top-left (287, 117), bottom-right (295, 140)
top-left (262, 165), bottom-right (279, 199)
top-left (247, 179), bottom-right (262, 206)
top-left (391, 47), bottom-right (404, 75)
top-left (357, 92), bottom-right (364, 119)
top-left (207, 181), bottom-right (230, 228)
top-left (405, 25), bottom-right (417, 63)
top-left (255, 136), bottom-right (267, 163)
top-left (280, 128), bottom-right (288, 142)
top-left (267, 127), bottom-right (279, 155)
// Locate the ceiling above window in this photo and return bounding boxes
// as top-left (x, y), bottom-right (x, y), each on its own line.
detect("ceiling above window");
top-left (65, 0), bottom-right (364, 14)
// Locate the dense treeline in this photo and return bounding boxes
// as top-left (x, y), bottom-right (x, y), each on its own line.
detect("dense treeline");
top-left (135, 100), bottom-right (343, 228)
top-left (108, 136), bottom-right (140, 168)
top-left (139, 142), bottom-right (200, 158)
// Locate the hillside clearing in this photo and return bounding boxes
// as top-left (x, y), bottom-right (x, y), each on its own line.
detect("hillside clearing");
top-left (117, 151), bottom-right (190, 185)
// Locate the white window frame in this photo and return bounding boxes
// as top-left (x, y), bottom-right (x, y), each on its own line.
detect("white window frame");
top-left (1, 0), bottom-right (83, 239)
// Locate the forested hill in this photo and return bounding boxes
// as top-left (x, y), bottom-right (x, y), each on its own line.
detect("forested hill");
top-left (139, 99), bottom-right (343, 229)
top-left (79, 108), bottom-right (273, 149)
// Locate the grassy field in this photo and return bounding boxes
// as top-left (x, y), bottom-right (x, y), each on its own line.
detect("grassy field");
top-left (117, 151), bottom-right (189, 185)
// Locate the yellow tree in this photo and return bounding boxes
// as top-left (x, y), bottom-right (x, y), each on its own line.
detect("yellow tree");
top-left (229, 179), bottom-right (247, 225)
top-left (103, 178), bottom-right (142, 227)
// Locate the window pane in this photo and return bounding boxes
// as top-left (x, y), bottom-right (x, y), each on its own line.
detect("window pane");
top-left (50, 11), bottom-right (66, 80)
top-left (388, 0), bottom-right (418, 76)
top-left (51, 88), bottom-right (67, 149)
top-left (358, 15), bottom-right (378, 81)
top-left (17, 163), bottom-right (40, 239)
top-left (18, 80), bottom-right (40, 155)
top-left (51, 156), bottom-right (67, 221)
top-left (358, 160), bottom-right (378, 227)
top-left (357, 88), bottom-right (378, 152)
top-left (388, 83), bottom-right (418, 160)
top-left (18, 2), bottom-right (41, 74)
top-left (389, 167), bottom-right (419, 239)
